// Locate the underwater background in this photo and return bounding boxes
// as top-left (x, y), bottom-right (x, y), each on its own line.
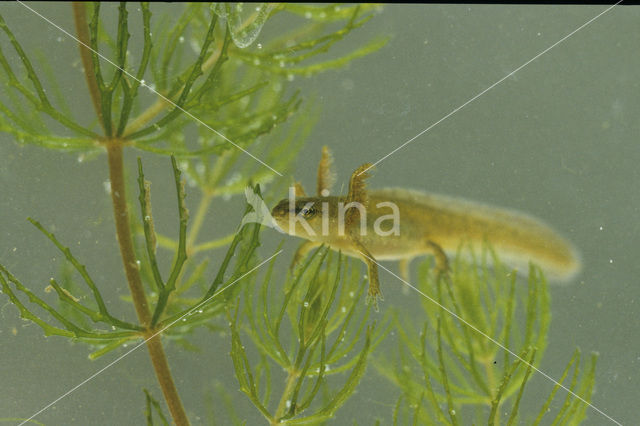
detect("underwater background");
top-left (1, 3), bottom-right (638, 425)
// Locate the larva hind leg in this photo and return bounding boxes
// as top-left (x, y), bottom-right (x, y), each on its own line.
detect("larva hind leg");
top-left (399, 257), bottom-right (414, 294)
top-left (425, 240), bottom-right (450, 279)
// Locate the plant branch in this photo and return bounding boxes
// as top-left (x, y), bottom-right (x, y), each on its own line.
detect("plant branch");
top-left (107, 143), bottom-right (190, 426)
top-left (72, 2), bottom-right (104, 130)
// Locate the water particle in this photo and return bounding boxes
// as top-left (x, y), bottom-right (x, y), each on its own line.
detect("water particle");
top-left (341, 79), bottom-right (354, 91)
top-left (179, 36), bottom-right (185, 43)
top-left (304, 12), bottom-right (312, 19)
top-left (140, 79), bottom-right (146, 86)
top-left (609, 259), bottom-right (614, 264)
top-left (257, 43), bottom-right (262, 49)
top-left (341, 306), bottom-right (346, 313)
top-left (303, 301), bottom-right (310, 308)
top-left (285, 400), bottom-right (291, 409)
top-left (349, 291), bottom-right (354, 298)
top-left (144, 215), bottom-right (150, 221)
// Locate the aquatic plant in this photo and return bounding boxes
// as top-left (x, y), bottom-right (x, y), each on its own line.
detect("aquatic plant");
top-left (0, 3), bottom-right (385, 424)
top-left (0, 3), bottom-right (598, 425)
top-left (378, 245), bottom-right (597, 425)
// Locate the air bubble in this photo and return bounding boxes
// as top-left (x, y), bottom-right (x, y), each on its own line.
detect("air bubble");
top-left (212, 3), bottom-right (275, 49)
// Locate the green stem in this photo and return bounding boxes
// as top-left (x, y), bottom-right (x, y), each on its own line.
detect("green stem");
top-left (272, 367), bottom-right (300, 425)
top-left (186, 191), bottom-right (213, 254)
top-left (484, 358), bottom-right (499, 426)
top-left (73, 5), bottom-right (189, 422)
top-left (72, 2), bottom-right (103, 129)
top-left (107, 143), bottom-right (190, 426)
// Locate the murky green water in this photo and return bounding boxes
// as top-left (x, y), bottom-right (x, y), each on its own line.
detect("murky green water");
top-left (1, 4), bottom-right (637, 425)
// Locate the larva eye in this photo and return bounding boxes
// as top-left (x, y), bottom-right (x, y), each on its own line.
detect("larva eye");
top-left (302, 207), bottom-right (317, 218)
top-left (296, 204), bottom-right (317, 218)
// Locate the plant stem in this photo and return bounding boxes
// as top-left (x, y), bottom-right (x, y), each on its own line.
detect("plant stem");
top-left (123, 38), bottom-right (224, 137)
top-left (107, 143), bottom-right (190, 426)
top-left (272, 367), bottom-right (300, 425)
top-left (106, 143), bottom-right (152, 325)
top-left (186, 192), bottom-right (213, 255)
top-left (72, 2), bottom-right (103, 130)
top-left (73, 4), bottom-right (189, 423)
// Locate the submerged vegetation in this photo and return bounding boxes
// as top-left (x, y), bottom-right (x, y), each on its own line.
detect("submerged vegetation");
top-left (0, 3), bottom-right (597, 425)
top-left (380, 246), bottom-right (597, 425)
